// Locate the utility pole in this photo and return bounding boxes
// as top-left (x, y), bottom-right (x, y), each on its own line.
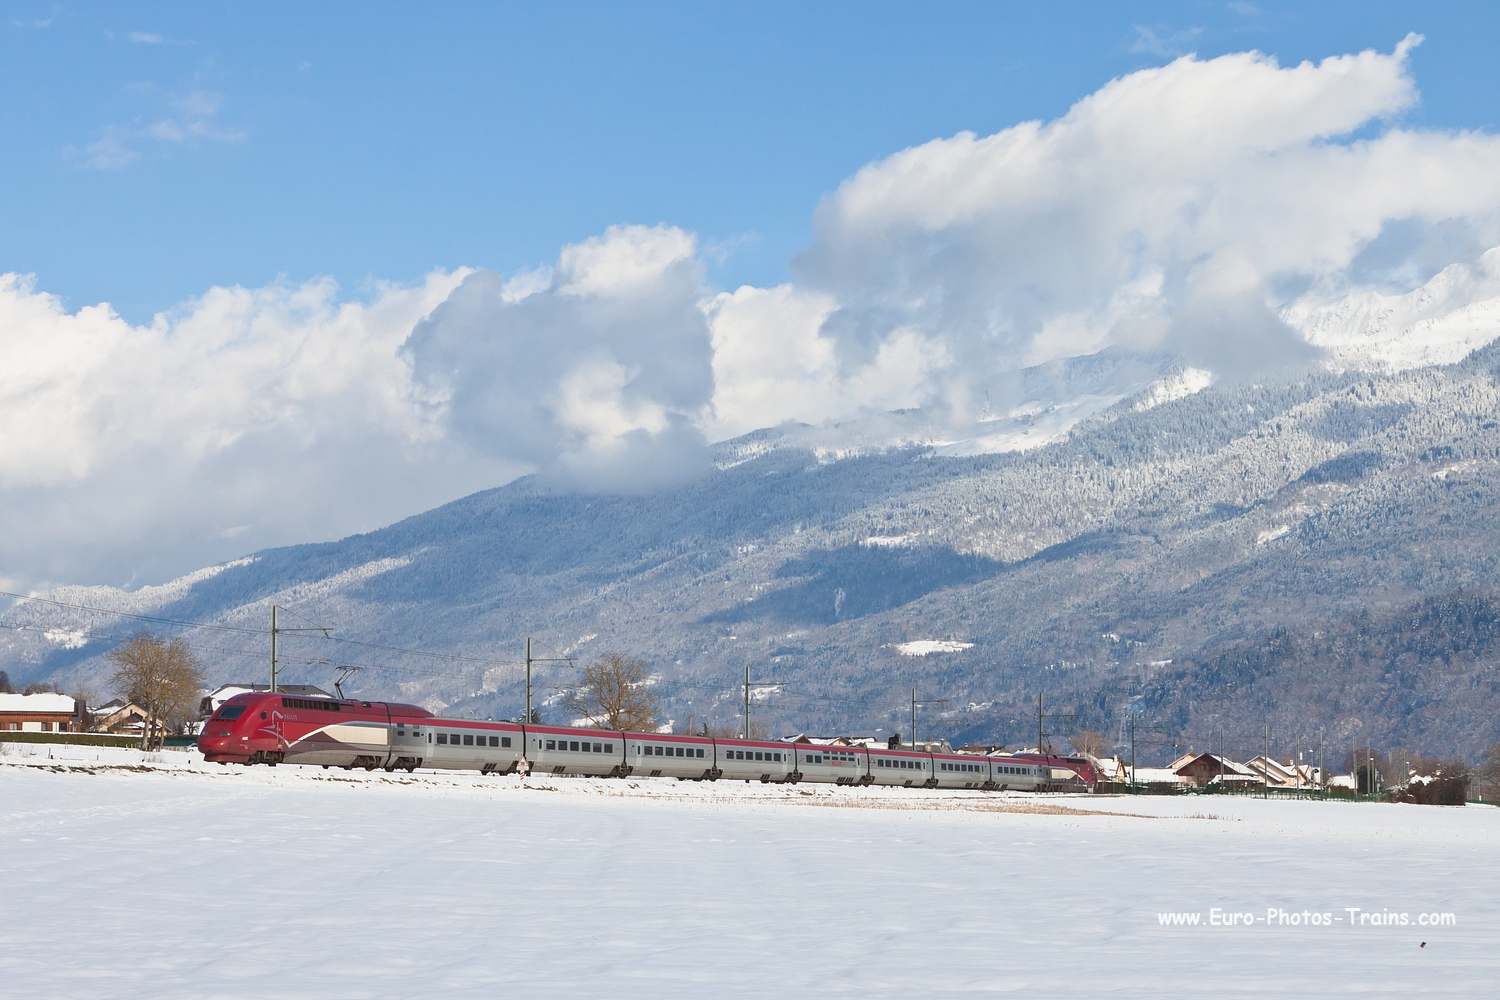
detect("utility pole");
top-left (268, 605), bottom-right (330, 694)
top-left (523, 637), bottom-right (574, 724)
top-left (1218, 730), bottom-right (1224, 787)
top-left (741, 666), bottom-right (783, 739)
top-left (1130, 714), bottom-right (1136, 789)
top-left (910, 689), bottom-right (949, 749)
top-left (1263, 722), bottom-right (1269, 799)
top-left (1035, 693), bottom-right (1079, 755)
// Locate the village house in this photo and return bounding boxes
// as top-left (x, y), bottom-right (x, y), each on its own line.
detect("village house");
top-left (90, 698), bottom-right (149, 735)
top-left (1168, 752), bottom-right (1262, 788)
top-left (0, 692), bottom-right (77, 732)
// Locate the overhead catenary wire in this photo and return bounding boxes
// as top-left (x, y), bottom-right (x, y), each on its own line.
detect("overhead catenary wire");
top-left (0, 589), bottom-right (523, 670)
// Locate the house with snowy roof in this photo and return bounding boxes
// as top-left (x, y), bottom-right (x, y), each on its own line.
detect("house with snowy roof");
top-left (1170, 752), bottom-right (1261, 788)
top-left (0, 692), bottom-right (77, 733)
top-left (91, 698), bottom-right (148, 735)
top-left (1245, 756), bottom-right (1304, 788)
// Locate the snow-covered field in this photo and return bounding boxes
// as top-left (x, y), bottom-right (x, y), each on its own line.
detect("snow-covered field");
top-left (3, 744), bottom-right (1496, 998)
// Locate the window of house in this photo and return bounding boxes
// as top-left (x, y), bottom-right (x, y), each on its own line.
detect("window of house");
top-left (41, 722), bottom-right (51, 732)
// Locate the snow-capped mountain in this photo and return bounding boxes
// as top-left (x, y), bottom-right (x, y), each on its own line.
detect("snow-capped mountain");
top-left (1282, 246), bottom-right (1500, 370)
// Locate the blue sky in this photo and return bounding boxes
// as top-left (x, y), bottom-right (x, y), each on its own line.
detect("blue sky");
top-left (4, 1), bottom-right (1498, 322)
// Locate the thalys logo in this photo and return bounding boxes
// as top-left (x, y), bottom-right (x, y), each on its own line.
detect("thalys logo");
top-left (256, 710), bottom-right (286, 749)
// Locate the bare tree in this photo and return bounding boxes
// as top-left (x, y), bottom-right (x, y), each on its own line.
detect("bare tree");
top-left (1071, 731), bottom-right (1108, 756)
top-left (107, 633), bottom-right (204, 750)
top-left (1475, 743), bottom-right (1500, 802)
top-left (560, 652), bottom-right (659, 732)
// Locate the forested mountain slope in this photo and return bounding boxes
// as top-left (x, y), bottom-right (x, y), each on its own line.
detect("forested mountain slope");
top-left (8, 342), bottom-right (1500, 763)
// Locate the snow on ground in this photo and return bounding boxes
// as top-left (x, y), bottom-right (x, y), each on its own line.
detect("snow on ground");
top-left (893, 639), bottom-right (975, 655)
top-left (2, 743), bottom-right (1497, 998)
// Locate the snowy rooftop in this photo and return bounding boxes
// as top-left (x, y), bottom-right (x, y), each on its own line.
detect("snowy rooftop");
top-left (0, 692), bottom-right (74, 713)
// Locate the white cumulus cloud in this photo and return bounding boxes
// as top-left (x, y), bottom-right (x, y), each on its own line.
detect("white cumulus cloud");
top-left (793, 34), bottom-right (1500, 407)
top-left (0, 269), bottom-right (524, 589)
top-left (403, 224), bottom-right (716, 492)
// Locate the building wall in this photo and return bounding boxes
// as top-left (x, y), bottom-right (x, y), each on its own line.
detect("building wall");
top-left (1, 713), bottom-right (75, 732)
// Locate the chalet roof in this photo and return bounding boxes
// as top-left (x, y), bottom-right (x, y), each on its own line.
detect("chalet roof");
top-left (0, 692), bottom-right (75, 714)
top-left (1246, 755), bottom-right (1298, 778)
top-left (1172, 753), bottom-right (1258, 777)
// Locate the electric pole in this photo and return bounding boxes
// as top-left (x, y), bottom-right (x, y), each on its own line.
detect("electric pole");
top-left (742, 667), bottom-right (784, 739)
top-left (1036, 693), bottom-right (1079, 755)
top-left (1263, 722), bottom-right (1269, 799)
top-left (910, 689), bottom-right (949, 749)
top-left (268, 604), bottom-right (330, 694)
top-left (523, 637), bottom-right (574, 724)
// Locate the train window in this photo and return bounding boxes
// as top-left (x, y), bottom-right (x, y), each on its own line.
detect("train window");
top-left (437, 734), bottom-right (447, 745)
top-left (546, 740), bottom-right (556, 750)
top-left (463, 735), bottom-right (474, 746)
top-left (501, 737), bottom-right (511, 748)
top-left (570, 741), bottom-right (580, 752)
top-left (594, 743), bottom-right (603, 753)
top-left (695, 748), bottom-right (703, 758)
top-left (214, 705), bottom-right (246, 721)
top-left (451, 733), bottom-right (460, 744)
top-left (605, 744), bottom-right (613, 753)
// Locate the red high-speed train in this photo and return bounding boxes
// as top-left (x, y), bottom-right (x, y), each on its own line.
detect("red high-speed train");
top-left (198, 691), bottom-right (1083, 791)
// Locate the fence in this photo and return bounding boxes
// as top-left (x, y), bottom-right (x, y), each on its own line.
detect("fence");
top-left (0, 732), bottom-right (198, 749)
